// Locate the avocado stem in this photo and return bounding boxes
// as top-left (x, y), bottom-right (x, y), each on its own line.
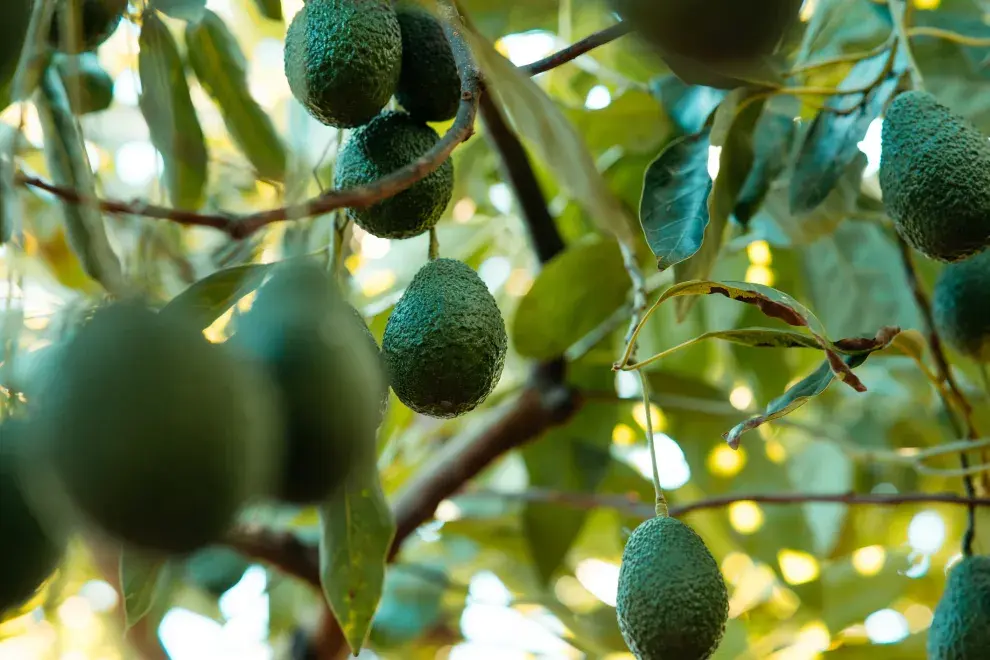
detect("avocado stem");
top-left (638, 370), bottom-right (668, 517)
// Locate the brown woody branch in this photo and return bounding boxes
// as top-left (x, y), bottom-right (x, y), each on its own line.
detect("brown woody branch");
top-left (522, 22), bottom-right (632, 76)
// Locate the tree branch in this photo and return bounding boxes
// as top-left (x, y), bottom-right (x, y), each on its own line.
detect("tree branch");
top-left (522, 22), bottom-right (632, 76)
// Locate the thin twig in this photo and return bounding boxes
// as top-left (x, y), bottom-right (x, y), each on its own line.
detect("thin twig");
top-left (907, 26), bottom-right (990, 48)
top-left (522, 22), bottom-right (632, 76)
top-left (887, 0), bottom-right (925, 90)
top-left (789, 37), bottom-right (894, 74)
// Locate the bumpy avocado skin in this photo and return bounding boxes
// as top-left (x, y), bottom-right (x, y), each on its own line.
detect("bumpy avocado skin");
top-left (933, 251), bottom-right (990, 361)
top-left (608, 0), bottom-right (801, 62)
top-left (616, 516), bottom-right (729, 660)
top-left (880, 90), bottom-right (990, 262)
top-left (234, 262), bottom-right (387, 504)
top-left (32, 302), bottom-right (281, 554)
top-left (927, 555), bottom-right (990, 660)
top-left (0, 420), bottom-right (64, 615)
top-left (50, 0), bottom-right (128, 53)
top-left (284, 0), bottom-right (402, 128)
top-left (0, 1), bottom-right (32, 98)
top-left (334, 110), bottom-right (454, 238)
top-left (394, 3), bottom-right (460, 122)
top-left (382, 258), bottom-right (507, 419)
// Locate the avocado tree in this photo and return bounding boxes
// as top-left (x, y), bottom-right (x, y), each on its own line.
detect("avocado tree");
top-left (1, 0), bottom-right (990, 659)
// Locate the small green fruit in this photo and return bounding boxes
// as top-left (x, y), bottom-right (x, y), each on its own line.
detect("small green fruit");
top-left (50, 0), bottom-right (128, 53)
top-left (394, 3), bottom-right (460, 122)
top-left (0, 1), bottom-right (33, 101)
top-left (879, 90), bottom-right (990, 262)
top-left (382, 258), bottom-right (507, 418)
top-left (55, 52), bottom-right (115, 115)
top-left (334, 110), bottom-right (454, 239)
top-left (0, 420), bottom-right (64, 615)
top-left (927, 555), bottom-right (990, 659)
top-left (933, 250), bottom-right (990, 361)
top-left (616, 516), bottom-right (729, 660)
top-left (31, 301), bottom-right (282, 554)
top-left (234, 262), bottom-right (387, 504)
top-left (283, 0), bottom-right (402, 128)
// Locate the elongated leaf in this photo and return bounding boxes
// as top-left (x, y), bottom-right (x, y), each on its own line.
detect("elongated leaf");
top-left (513, 237), bottom-right (630, 360)
top-left (252, 0), bottom-right (283, 21)
top-left (35, 66), bottom-right (125, 295)
top-left (139, 12), bottom-right (208, 210)
top-left (320, 459), bottom-right (396, 656)
top-left (733, 110), bottom-right (796, 227)
top-left (674, 91), bottom-right (766, 317)
top-left (186, 10), bottom-right (287, 182)
top-left (651, 279), bottom-right (883, 390)
top-left (460, 23), bottom-right (638, 249)
top-left (120, 549), bottom-right (170, 629)
top-left (640, 129), bottom-right (713, 271)
top-left (788, 48), bottom-right (906, 214)
top-left (648, 75), bottom-right (728, 135)
top-left (725, 352), bottom-right (870, 447)
top-left (162, 263), bottom-right (271, 330)
top-left (151, 0), bottom-right (207, 21)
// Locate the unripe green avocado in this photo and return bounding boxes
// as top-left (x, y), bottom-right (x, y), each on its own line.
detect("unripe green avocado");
top-left (284, 0), bottom-right (402, 128)
top-left (0, 0), bottom-right (33, 100)
top-left (382, 258), bottom-right (507, 418)
top-left (334, 110), bottom-right (454, 239)
top-left (50, 0), bottom-right (128, 53)
top-left (0, 420), bottom-right (65, 615)
top-left (608, 0), bottom-right (801, 63)
top-left (394, 3), bottom-right (461, 122)
top-left (233, 262), bottom-right (387, 504)
top-left (31, 301), bottom-right (282, 554)
top-left (879, 90), bottom-right (990, 262)
top-left (932, 250), bottom-right (990, 361)
top-left (55, 52), bottom-right (115, 115)
top-left (927, 555), bottom-right (990, 659)
top-left (616, 516), bottom-right (728, 660)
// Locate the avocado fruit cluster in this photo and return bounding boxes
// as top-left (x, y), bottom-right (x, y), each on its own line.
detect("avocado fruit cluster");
top-left (0, 0), bottom-right (33, 98)
top-left (608, 0), bottom-right (802, 64)
top-left (932, 250), bottom-right (990, 362)
top-left (0, 420), bottom-right (65, 615)
top-left (284, 0), bottom-right (458, 238)
top-left (383, 258), bottom-right (507, 419)
top-left (927, 555), bottom-right (990, 659)
top-left (50, 0), bottom-right (129, 53)
top-left (616, 516), bottom-right (729, 660)
top-left (334, 111), bottom-right (455, 239)
top-left (879, 90), bottom-right (990, 263)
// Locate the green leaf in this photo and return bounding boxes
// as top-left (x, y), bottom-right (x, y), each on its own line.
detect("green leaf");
top-left (150, 0), bottom-right (207, 22)
top-left (674, 90), bottom-right (766, 317)
top-left (319, 458), bottom-right (396, 656)
top-left (649, 75), bottom-right (728, 135)
top-left (788, 49), bottom-right (906, 214)
top-left (162, 263), bottom-right (272, 331)
top-left (120, 549), bottom-right (170, 629)
top-left (35, 66), bottom-right (125, 295)
top-left (788, 439), bottom-right (852, 556)
top-left (252, 0), bottom-right (283, 21)
top-left (185, 10), bottom-right (287, 182)
top-left (512, 237), bottom-right (630, 360)
top-left (725, 352), bottom-right (870, 447)
top-left (138, 11), bottom-right (208, 210)
top-left (733, 110), bottom-right (797, 227)
top-left (460, 23), bottom-right (639, 249)
top-left (657, 48), bottom-right (784, 91)
top-left (54, 52), bottom-right (114, 115)
top-left (522, 406), bottom-right (614, 584)
top-left (639, 129), bottom-right (713, 271)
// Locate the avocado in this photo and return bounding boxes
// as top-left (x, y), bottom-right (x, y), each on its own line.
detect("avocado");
top-left (608, 0), bottom-right (801, 63)
top-left (927, 555), bottom-right (990, 659)
top-left (283, 0), bottom-right (402, 128)
top-left (30, 301), bottom-right (282, 554)
top-left (382, 258), bottom-right (507, 418)
top-left (394, 3), bottom-right (460, 123)
top-left (932, 250), bottom-right (990, 361)
top-left (879, 90), bottom-right (990, 262)
top-left (233, 262), bottom-right (387, 504)
top-left (616, 516), bottom-right (728, 660)
top-left (50, 0), bottom-right (128, 53)
top-left (185, 546), bottom-right (251, 597)
top-left (0, 420), bottom-right (65, 615)
top-left (334, 110), bottom-right (454, 239)
top-left (0, 0), bottom-right (32, 100)
top-left (55, 52), bottom-right (115, 115)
